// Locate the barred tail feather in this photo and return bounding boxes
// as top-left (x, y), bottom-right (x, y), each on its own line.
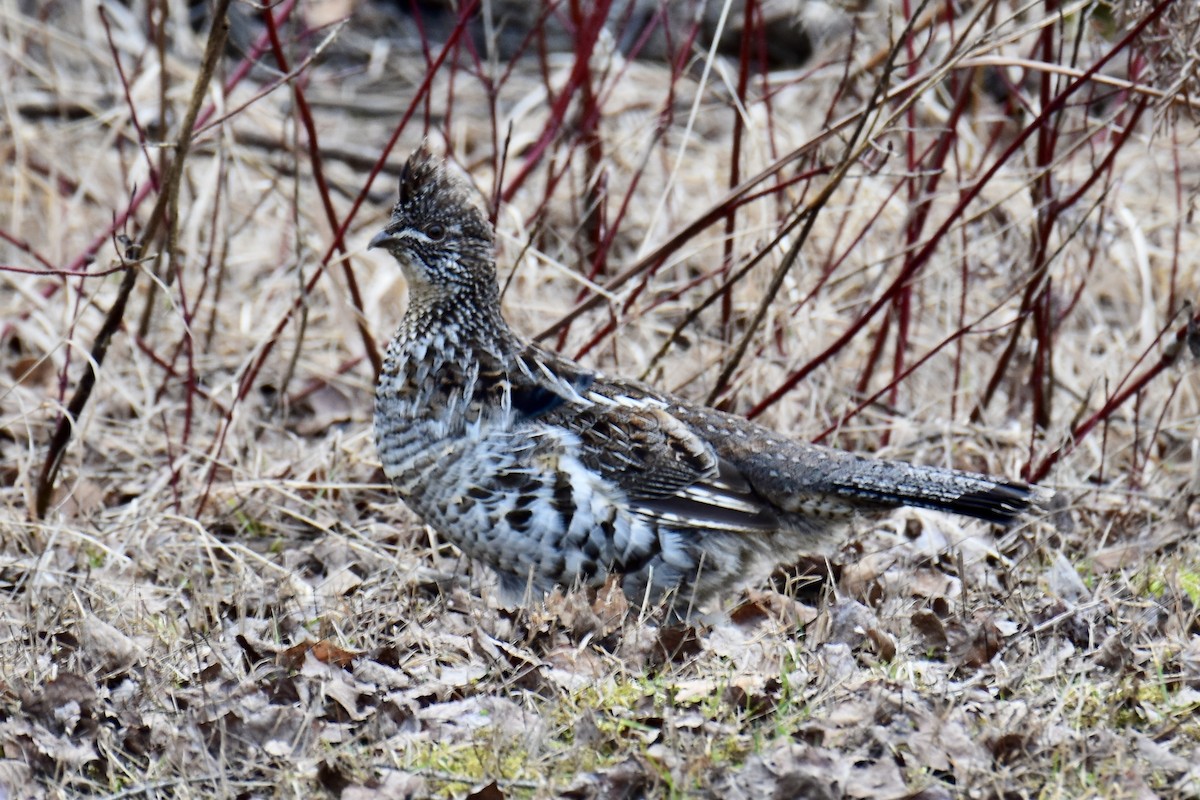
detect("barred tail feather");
top-left (828, 460), bottom-right (1036, 524)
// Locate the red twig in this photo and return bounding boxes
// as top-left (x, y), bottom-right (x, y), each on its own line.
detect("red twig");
top-left (498, 0), bottom-right (613, 204)
top-left (716, 0), bottom-right (756, 344)
top-left (971, 94), bottom-right (1151, 426)
top-left (1027, 307), bottom-right (1200, 483)
top-left (259, 4), bottom-right (380, 377)
top-left (99, 4), bottom-right (161, 192)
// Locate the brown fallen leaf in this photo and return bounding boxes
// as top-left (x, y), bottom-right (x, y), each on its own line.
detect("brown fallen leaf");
top-left (8, 354), bottom-right (56, 386)
top-left (912, 610), bottom-right (948, 654)
top-left (20, 672), bottom-right (95, 735)
top-left (465, 779), bottom-right (506, 800)
top-left (947, 615), bottom-right (1004, 669)
top-left (279, 639), bottom-right (358, 671)
top-left (651, 623), bottom-right (704, 666)
top-left (865, 626), bottom-right (897, 662)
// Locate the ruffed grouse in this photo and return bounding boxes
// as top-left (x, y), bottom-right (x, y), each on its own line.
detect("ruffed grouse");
top-left (371, 148), bottom-right (1037, 613)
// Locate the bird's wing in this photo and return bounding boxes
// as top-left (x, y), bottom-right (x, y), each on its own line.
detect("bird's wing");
top-left (508, 345), bottom-right (779, 534)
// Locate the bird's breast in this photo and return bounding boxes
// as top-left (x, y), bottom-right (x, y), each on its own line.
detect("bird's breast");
top-left (374, 336), bottom-right (507, 491)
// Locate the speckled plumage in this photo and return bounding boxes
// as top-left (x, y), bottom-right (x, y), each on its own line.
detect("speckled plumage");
top-left (371, 148), bottom-right (1039, 613)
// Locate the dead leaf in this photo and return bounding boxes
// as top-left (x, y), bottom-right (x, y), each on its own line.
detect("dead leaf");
top-left (54, 478), bottom-right (107, 518)
top-left (1133, 732), bottom-right (1190, 773)
top-left (322, 676), bottom-right (368, 722)
top-left (279, 639), bottom-right (357, 671)
top-left (673, 678), bottom-right (719, 705)
top-left (591, 574), bottom-right (630, 625)
top-left (21, 673), bottom-right (95, 735)
top-left (1179, 636), bottom-right (1200, 687)
top-left (544, 645), bottom-right (607, 690)
top-left (732, 590), bottom-right (818, 629)
top-left (8, 354), bottom-right (55, 386)
top-left (948, 616), bottom-right (1003, 669)
top-left (540, 581), bottom-right (627, 640)
top-left (1044, 550), bottom-right (1088, 602)
top-left (988, 731), bottom-right (1032, 765)
top-left (906, 787), bottom-right (955, 800)
top-left (1092, 525), bottom-right (1188, 570)
top-left (729, 595), bottom-right (773, 626)
top-left (1095, 634), bottom-right (1131, 672)
top-left (723, 675), bottom-right (780, 718)
top-left (0, 716), bottom-right (99, 771)
top-left (906, 567), bottom-right (960, 601)
top-left (714, 742), bottom-right (845, 800)
top-left (650, 623), bottom-right (703, 666)
top-left (292, 384), bottom-right (354, 437)
top-left (418, 697), bottom-right (544, 743)
top-left (466, 780), bottom-right (505, 800)
top-left (865, 627), bottom-right (897, 662)
top-left (825, 599), bottom-right (876, 648)
top-left (311, 640), bottom-right (357, 669)
top-left (317, 761), bottom-right (350, 795)
top-left (818, 643), bottom-right (860, 688)
top-left (840, 552), bottom-right (896, 597)
top-left (573, 710), bottom-right (604, 748)
top-left (78, 615), bottom-right (144, 674)
top-left (844, 755), bottom-right (907, 799)
top-left (562, 756), bottom-right (657, 799)
top-left (912, 610), bottom-right (948, 653)
top-left (237, 634), bottom-right (268, 668)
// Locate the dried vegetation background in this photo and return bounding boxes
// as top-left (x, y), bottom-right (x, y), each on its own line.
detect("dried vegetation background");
top-left (2, 0), bottom-right (1200, 797)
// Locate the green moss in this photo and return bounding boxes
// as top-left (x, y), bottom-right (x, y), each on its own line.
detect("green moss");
top-left (402, 734), bottom-right (539, 798)
top-left (1131, 563), bottom-right (1200, 605)
top-left (1177, 570), bottom-right (1200, 606)
top-left (83, 545), bottom-right (107, 569)
top-left (397, 663), bottom-right (826, 798)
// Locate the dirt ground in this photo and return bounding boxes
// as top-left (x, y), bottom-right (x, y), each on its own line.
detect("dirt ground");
top-left (2, 1), bottom-right (1199, 797)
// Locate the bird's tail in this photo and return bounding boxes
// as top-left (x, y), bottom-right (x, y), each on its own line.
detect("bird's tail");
top-left (671, 403), bottom-right (1045, 525)
top-left (812, 456), bottom-right (1039, 524)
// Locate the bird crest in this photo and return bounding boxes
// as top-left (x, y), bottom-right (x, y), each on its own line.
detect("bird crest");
top-left (371, 146), bottom-right (495, 294)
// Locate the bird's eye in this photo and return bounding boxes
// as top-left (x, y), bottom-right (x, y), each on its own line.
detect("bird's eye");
top-left (425, 223), bottom-right (446, 241)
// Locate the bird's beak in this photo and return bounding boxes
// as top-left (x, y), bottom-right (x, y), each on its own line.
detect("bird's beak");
top-left (368, 229), bottom-right (395, 250)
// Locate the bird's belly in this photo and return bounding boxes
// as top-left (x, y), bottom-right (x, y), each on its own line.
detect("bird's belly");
top-left (374, 410), bottom-right (659, 594)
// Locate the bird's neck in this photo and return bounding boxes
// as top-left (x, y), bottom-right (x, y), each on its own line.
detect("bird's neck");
top-left (396, 281), bottom-right (520, 363)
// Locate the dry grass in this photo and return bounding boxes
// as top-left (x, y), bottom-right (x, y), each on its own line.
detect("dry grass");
top-left (2, 0), bottom-right (1200, 797)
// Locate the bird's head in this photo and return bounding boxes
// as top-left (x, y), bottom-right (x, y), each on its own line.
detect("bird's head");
top-left (369, 147), bottom-right (496, 298)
